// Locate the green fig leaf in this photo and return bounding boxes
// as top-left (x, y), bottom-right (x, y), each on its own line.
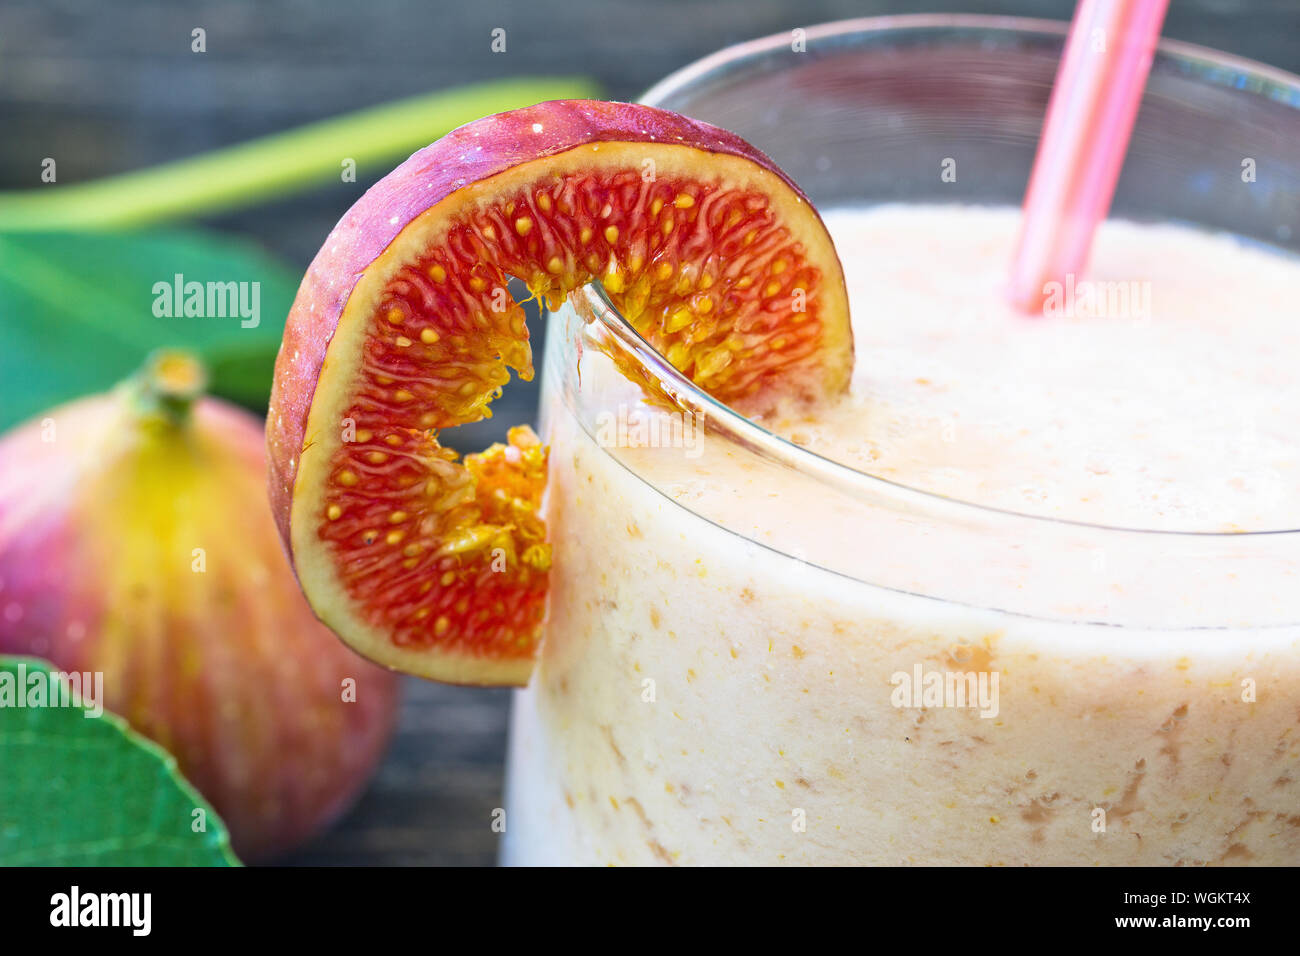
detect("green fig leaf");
top-left (0, 229), bottom-right (299, 430)
top-left (0, 656), bottom-right (240, 866)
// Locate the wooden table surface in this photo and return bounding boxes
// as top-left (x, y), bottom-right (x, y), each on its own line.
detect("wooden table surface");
top-left (1, 0), bottom-right (1293, 866)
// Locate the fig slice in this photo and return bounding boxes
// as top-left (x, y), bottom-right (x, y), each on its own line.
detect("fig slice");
top-left (267, 100), bottom-right (852, 685)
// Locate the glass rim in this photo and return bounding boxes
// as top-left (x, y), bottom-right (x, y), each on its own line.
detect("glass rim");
top-left (573, 13), bottom-right (1300, 540)
top-left (640, 14), bottom-right (1300, 108)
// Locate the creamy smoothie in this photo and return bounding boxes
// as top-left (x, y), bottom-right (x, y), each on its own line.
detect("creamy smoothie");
top-left (502, 205), bottom-right (1300, 865)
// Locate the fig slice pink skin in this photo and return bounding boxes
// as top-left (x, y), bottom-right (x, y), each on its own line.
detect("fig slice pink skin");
top-left (267, 99), bottom-right (852, 686)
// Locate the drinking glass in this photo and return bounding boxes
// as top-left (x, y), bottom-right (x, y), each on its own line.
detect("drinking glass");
top-left (501, 15), bottom-right (1300, 866)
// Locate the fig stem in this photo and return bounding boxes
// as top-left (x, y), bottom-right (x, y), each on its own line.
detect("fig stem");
top-left (0, 78), bottom-right (600, 231)
top-left (130, 349), bottom-right (209, 423)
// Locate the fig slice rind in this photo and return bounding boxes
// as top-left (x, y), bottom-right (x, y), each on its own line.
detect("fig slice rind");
top-left (267, 99), bottom-right (852, 686)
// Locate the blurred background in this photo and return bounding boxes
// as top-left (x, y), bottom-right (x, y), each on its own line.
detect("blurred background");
top-left (0, 0), bottom-right (1293, 865)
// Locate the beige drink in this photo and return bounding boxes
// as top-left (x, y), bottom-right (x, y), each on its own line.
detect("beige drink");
top-left (502, 205), bottom-right (1300, 865)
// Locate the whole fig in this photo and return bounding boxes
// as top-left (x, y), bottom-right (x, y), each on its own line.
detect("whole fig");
top-left (0, 351), bottom-right (400, 862)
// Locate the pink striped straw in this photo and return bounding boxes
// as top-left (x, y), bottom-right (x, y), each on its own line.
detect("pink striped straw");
top-left (1007, 0), bottom-right (1170, 313)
